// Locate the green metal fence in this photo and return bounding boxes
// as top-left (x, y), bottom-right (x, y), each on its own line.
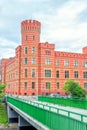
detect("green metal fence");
top-left (38, 96), bottom-right (87, 109)
top-left (7, 96), bottom-right (87, 130)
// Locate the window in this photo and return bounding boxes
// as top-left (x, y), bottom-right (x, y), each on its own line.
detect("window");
top-left (46, 82), bottom-right (51, 89)
top-left (24, 82), bottom-right (27, 89)
top-left (32, 93), bottom-right (35, 95)
top-left (56, 70), bottom-right (59, 78)
top-left (65, 71), bottom-right (69, 78)
top-left (25, 69), bottom-right (28, 77)
top-left (24, 47), bottom-right (28, 54)
top-left (83, 62), bottom-right (87, 68)
top-left (24, 58), bottom-right (28, 64)
top-left (64, 60), bottom-right (69, 66)
top-left (56, 60), bottom-right (59, 66)
top-left (33, 36), bottom-right (35, 40)
top-left (32, 47), bottom-right (35, 54)
top-left (45, 51), bottom-right (51, 55)
top-left (32, 82), bottom-right (35, 89)
top-left (32, 69), bottom-right (35, 77)
top-left (45, 58), bottom-right (50, 65)
top-left (84, 83), bottom-right (87, 89)
top-left (32, 58), bottom-right (36, 64)
top-left (25, 35), bottom-right (28, 40)
top-left (74, 60), bottom-right (78, 67)
top-left (45, 70), bottom-right (51, 77)
top-left (83, 72), bottom-right (87, 78)
top-left (56, 82), bottom-right (60, 89)
top-left (74, 71), bottom-right (78, 78)
top-left (24, 93), bottom-right (27, 95)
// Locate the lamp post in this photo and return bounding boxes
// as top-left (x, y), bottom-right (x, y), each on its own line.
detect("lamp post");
top-left (42, 83), bottom-right (45, 96)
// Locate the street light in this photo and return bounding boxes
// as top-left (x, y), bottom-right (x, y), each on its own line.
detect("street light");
top-left (42, 83), bottom-right (45, 96)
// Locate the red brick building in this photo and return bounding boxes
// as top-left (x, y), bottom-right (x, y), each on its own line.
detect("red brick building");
top-left (1, 20), bottom-right (87, 95)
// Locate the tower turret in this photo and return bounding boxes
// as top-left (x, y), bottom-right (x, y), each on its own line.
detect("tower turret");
top-left (83, 46), bottom-right (87, 54)
top-left (21, 20), bottom-right (41, 45)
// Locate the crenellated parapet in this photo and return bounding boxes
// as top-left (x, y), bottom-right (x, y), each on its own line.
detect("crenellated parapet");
top-left (21, 20), bottom-right (41, 33)
top-left (21, 20), bottom-right (41, 44)
top-left (39, 42), bottom-right (55, 49)
top-left (55, 51), bottom-right (87, 58)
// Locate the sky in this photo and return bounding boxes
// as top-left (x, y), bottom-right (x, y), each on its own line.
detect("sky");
top-left (0, 0), bottom-right (87, 59)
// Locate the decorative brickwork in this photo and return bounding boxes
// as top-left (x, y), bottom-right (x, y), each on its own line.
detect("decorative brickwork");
top-left (1, 20), bottom-right (87, 95)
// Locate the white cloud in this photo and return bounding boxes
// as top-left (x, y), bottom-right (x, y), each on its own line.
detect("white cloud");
top-left (33, 0), bottom-right (87, 53)
top-left (0, 38), bottom-right (18, 59)
top-left (58, 1), bottom-right (87, 23)
top-left (0, 0), bottom-right (87, 59)
top-left (0, 38), bottom-right (18, 47)
top-left (0, 48), bottom-right (15, 59)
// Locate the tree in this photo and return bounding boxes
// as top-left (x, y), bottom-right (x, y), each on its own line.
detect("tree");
top-left (0, 84), bottom-right (7, 124)
top-left (64, 79), bottom-right (86, 99)
top-left (0, 84), bottom-right (6, 99)
top-left (0, 84), bottom-right (6, 92)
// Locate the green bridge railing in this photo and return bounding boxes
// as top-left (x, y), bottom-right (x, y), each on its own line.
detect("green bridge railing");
top-left (38, 96), bottom-right (87, 109)
top-left (7, 96), bottom-right (87, 130)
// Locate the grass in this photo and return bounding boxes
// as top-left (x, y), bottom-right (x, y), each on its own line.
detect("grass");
top-left (0, 101), bottom-right (8, 124)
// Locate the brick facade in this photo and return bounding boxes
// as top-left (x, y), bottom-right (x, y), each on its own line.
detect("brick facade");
top-left (1, 20), bottom-right (87, 95)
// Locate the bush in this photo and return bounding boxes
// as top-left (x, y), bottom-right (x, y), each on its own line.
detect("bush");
top-left (64, 79), bottom-right (86, 99)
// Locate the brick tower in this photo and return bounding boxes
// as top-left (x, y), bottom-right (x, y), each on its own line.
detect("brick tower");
top-left (20, 20), bottom-right (41, 95)
top-left (21, 20), bottom-right (41, 45)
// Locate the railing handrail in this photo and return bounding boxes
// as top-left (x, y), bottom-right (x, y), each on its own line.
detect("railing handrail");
top-left (7, 96), bottom-right (87, 123)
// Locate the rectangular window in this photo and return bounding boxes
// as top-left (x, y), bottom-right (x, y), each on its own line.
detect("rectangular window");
top-left (25, 47), bottom-right (28, 54)
top-left (83, 72), bottom-right (87, 78)
top-left (33, 36), bottom-right (35, 40)
top-left (32, 82), bottom-right (35, 89)
top-left (32, 69), bottom-right (35, 77)
top-left (32, 58), bottom-right (36, 64)
top-left (25, 35), bottom-right (28, 40)
top-left (45, 70), bottom-right (51, 77)
top-left (56, 60), bottom-right (59, 66)
top-left (74, 71), bottom-right (78, 78)
top-left (45, 51), bottom-right (51, 55)
top-left (24, 58), bottom-right (28, 64)
top-left (25, 69), bottom-right (28, 77)
top-left (83, 62), bottom-right (87, 67)
top-left (56, 82), bottom-right (60, 89)
top-left (32, 47), bottom-right (35, 54)
top-left (46, 82), bottom-right (51, 89)
top-left (45, 58), bottom-right (50, 65)
top-left (24, 82), bottom-right (27, 89)
top-left (64, 60), bottom-right (69, 66)
top-left (65, 71), bottom-right (69, 78)
top-left (56, 70), bottom-right (59, 78)
top-left (84, 82), bottom-right (87, 89)
top-left (74, 60), bottom-right (78, 67)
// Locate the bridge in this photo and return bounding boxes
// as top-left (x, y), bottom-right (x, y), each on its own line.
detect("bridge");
top-left (7, 96), bottom-right (87, 130)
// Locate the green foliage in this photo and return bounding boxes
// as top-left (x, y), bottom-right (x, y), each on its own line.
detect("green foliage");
top-left (0, 84), bottom-right (6, 93)
top-left (0, 103), bottom-right (8, 124)
top-left (0, 84), bottom-right (6, 101)
top-left (64, 79), bottom-right (86, 99)
top-left (0, 84), bottom-right (7, 124)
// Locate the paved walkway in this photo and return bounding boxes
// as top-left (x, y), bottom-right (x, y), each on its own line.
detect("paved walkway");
top-left (0, 123), bottom-right (18, 130)
top-left (0, 128), bottom-right (17, 130)
top-left (9, 95), bottom-right (87, 123)
top-left (32, 100), bottom-right (87, 122)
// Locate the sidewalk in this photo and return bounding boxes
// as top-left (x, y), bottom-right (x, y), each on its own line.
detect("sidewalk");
top-left (0, 123), bottom-right (18, 130)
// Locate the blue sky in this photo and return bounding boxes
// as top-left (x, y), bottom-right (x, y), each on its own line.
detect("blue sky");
top-left (0, 0), bottom-right (87, 59)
